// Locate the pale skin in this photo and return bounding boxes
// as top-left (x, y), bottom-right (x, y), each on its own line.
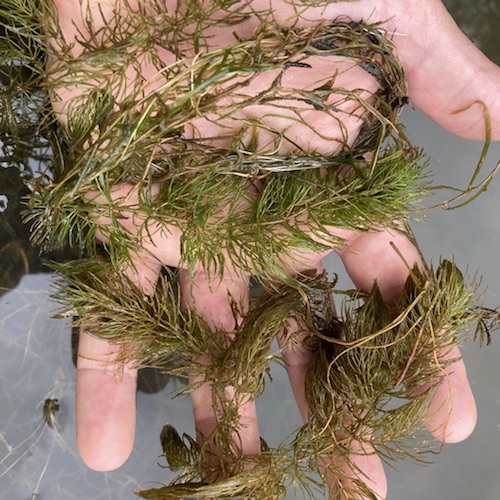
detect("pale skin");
top-left (48, 0), bottom-right (500, 498)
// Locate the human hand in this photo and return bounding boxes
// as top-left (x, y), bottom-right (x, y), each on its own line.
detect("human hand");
top-left (45, 1), bottom-right (498, 498)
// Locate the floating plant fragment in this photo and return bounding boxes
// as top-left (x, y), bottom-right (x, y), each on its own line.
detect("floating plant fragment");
top-left (42, 398), bottom-right (60, 429)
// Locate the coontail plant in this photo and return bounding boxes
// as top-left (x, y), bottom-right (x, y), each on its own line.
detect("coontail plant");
top-left (1, 1), bottom-right (499, 499)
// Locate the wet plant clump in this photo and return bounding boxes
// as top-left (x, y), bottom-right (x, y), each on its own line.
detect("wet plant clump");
top-left (53, 256), bottom-right (500, 499)
top-left (1, 1), bottom-right (499, 498)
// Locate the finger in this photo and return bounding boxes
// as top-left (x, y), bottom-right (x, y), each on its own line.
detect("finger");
top-left (76, 333), bottom-right (138, 471)
top-left (336, 227), bottom-right (424, 303)
top-left (76, 252), bottom-right (161, 471)
top-left (416, 344), bottom-right (477, 443)
top-left (337, 227), bottom-right (477, 442)
top-left (278, 319), bottom-right (314, 423)
top-left (321, 0), bottom-right (500, 140)
top-left (86, 183), bottom-right (184, 268)
top-left (322, 442), bottom-right (387, 500)
top-left (188, 377), bottom-right (260, 471)
top-left (178, 270), bottom-right (261, 470)
top-left (277, 264), bottom-right (387, 500)
top-left (279, 322), bottom-right (388, 499)
top-left (391, 0), bottom-right (500, 140)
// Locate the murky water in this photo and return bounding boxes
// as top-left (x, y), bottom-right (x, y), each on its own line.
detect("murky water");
top-left (1, 1), bottom-right (499, 499)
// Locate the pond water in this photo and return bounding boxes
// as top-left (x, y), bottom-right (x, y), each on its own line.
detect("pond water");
top-left (1, 1), bottom-right (500, 499)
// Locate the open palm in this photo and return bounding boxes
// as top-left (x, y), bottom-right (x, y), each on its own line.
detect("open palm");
top-left (48, 1), bottom-right (500, 498)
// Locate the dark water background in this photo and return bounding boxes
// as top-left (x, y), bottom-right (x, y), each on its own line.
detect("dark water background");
top-left (1, 1), bottom-right (499, 498)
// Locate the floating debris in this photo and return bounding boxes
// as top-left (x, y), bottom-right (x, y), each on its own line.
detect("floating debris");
top-left (43, 398), bottom-right (60, 429)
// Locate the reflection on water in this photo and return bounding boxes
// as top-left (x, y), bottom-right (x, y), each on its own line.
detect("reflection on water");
top-left (1, 2), bottom-right (500, 499)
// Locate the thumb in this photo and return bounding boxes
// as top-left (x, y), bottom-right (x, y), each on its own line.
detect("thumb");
top-left (396, 0), bottom-right (500, 140)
